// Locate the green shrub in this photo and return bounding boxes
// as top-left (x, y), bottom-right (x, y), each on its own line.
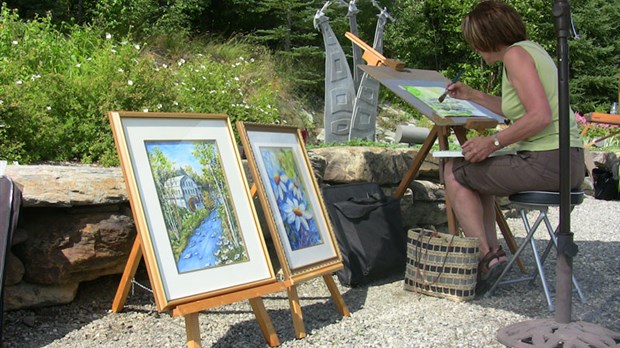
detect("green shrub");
top-left (0, 5), bottom-right (289, 165)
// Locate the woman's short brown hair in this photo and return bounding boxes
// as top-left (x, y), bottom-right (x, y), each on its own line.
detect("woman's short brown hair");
top-left (462, 1), bottom-right (527, 52)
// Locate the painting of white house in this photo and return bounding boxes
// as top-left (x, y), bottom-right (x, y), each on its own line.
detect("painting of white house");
top-left (145, 140), bottom-right (249, 274)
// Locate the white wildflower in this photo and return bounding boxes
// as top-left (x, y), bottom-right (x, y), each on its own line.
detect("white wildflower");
top-left (143, 108), bottom-right (149, 112)
top-left (191, 87), bottom-right (196, 91)
top-left (202, 76), bottom-right (206, 80)
top-left (0, 100), bottom-right (4, 105)
top-left (106, 33), bottom-right (112, 39)
top-left (118, 68), bottom-right (124, 73)
top-left (127, 80), bottom-right (133, 86)
top-left (157, 104), bottom-right (162, 109)
top-left (134, 44), bottom-right (140, 50)
top-left (234, 77), bottom-right (240, 81)
top-left (11, 40), bottom-right (18, 45)
top-left (162, 64), bottom-right (168, 69)
top-left (250, 58), bottom-right (255, 62)
top-left (209, 90), bottom-right (216, 94)
top-left (111, 49), bottom-right (116, 53)
top-left (16, 80), bottom-right (22, 85)
top-left (173, 101), bottom-right (179, 106)
top-left (46, 106), bottom-right (51, 110)
top-left (239, 56), bottom-right (244, 61)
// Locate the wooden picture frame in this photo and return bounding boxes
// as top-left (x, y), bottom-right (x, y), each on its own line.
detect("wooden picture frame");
top-left (237, 122), bottom-right (341, 277)
top-left (108, 111), bottom-right (275, 311)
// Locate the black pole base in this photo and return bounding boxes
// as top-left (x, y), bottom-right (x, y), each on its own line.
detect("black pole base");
top-left (497, 319), bottom-right (620, 347)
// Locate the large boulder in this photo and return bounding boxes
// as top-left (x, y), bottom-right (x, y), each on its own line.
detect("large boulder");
top-left (310, 146), bottom-right (439, 184)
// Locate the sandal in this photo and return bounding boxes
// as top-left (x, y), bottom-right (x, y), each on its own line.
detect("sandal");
top-left (494, 245), bottom-right (508, 264)
top-left (475, 250), bottom-right (507, 295)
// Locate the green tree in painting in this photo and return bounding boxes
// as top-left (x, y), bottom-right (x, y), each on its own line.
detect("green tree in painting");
top-left (192, 143), bottom-right (241, 249)
top-left (147, 147), bottom-right (182, 243)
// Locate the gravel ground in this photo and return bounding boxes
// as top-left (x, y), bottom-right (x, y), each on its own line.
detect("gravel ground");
top-left (2, 195), bottom-right (619, 347)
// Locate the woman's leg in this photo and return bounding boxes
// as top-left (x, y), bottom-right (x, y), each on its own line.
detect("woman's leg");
top-left (443, 159), bottom-right (491, 258)
top-left (481, 194), bottom-right (498, 252)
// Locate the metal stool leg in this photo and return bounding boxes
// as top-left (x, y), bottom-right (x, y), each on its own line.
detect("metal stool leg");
top-left (486, 209), bottom-right (544, 296)
top-left (527, 223), bottom-right (555, 312)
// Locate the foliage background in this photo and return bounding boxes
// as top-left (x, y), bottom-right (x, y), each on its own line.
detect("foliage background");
top-left (1, 0), bottom-right (619, 164)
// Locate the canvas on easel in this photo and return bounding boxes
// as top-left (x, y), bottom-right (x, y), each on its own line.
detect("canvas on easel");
top-left (399, 83), bottom-right (491, 118)
top-left (236, 121), bottom-right (349, 338)
top-left (109, 111), bottom-right (286, 347)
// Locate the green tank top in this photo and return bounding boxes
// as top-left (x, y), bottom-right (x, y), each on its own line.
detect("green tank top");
top-left (501, 41), bottom-right (583, 151)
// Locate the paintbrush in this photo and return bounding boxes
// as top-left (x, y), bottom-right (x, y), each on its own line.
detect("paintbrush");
top-left (438, 69), bottom-right (464, 103)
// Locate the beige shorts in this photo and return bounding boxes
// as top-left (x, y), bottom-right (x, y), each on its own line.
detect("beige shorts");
top-left (452, 148), bottom-right (585, 196)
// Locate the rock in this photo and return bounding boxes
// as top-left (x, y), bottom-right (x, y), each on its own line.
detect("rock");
top-left (311, 146), bottom-right (439, 184)
top-left (3, 281), bottom-right (79, 310)
top-left (308, 152), bottom-right (327, 184)
top-left (4, 251), bottom-right (25, 286)
top-left (4, 165), bottom-right (126, 207)
top-left (15, 211), bottom-right (135, 285)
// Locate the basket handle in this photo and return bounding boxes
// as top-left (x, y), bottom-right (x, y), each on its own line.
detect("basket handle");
top-left (413, 230), bottom-right (455, 290)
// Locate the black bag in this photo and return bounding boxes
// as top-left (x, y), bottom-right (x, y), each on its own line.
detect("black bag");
top-left (592, 166), bottom-right (619, 200)
top-left (322, 183), bottom-right (407, 287)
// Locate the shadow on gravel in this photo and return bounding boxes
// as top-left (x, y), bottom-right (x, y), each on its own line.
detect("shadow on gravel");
top-left (472, 239), bottom-right (620, 333)
top-left (209, 272), bottom-right (404, 347)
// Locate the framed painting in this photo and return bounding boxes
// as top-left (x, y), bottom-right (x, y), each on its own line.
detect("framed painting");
top-left (108, 111), bottom-right (275, 311)
top-left (237, 122), bottom-right (341, 277)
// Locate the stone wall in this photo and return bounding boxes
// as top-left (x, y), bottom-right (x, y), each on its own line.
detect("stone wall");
top-left (2, 147), bottom-right (610, 310)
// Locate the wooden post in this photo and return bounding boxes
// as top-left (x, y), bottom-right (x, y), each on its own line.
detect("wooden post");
top-left (286, 286), bottom-right (307, 339)
top-left (249, 297), bottom-right (281, 347)
top-left (184, 313), bottom-right (201, 348)
top-left (322, 275), bottom-right (350, 317)
top-left (112, 238), bottom-right (142, 313)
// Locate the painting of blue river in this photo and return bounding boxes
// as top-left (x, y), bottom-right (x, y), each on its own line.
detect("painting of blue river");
top-left (176, 206), bottom-right (249, 273)
top-left (176, 208), bottom-right (224, 273)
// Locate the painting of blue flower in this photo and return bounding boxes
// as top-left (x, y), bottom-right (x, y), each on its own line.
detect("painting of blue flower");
top-left (260, 146), bottom-right (323, 250)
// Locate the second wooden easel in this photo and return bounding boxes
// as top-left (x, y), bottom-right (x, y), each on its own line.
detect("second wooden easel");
top-left (248, 185), bottom-right (351, 340)
top-left (237, 121), bottom-right (351, 339)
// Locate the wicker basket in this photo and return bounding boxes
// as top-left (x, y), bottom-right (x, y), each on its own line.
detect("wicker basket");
top-left (404, 228), bottom-right (479, 301)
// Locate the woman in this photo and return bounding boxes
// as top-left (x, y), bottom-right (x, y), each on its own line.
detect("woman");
top-left (443, 0), bottom-right (584, 291)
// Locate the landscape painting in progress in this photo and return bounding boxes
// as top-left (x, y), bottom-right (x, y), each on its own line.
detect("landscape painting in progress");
top-left (400, 85), bottom-right (489, 117)
top-left (145, 140), bottom-right (249, 274)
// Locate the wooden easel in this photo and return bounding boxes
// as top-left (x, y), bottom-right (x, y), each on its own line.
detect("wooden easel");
top-left (345, 36), bottom-right (526, 272)
top-left (112, 238), bottom-right (288, 347)
top-left (244, 157), bottom-right (350, 340)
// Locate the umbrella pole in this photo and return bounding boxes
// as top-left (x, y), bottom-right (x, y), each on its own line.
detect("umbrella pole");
top-left (553, 0), bottom-right (574, 325)
top-left (496, 1), bottom-right (620, 346)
